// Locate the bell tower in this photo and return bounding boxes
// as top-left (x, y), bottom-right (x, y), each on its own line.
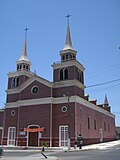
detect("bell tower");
top-left (16, 28), bottom-right (31, 72)
top-left (60, 15), bottom-right (77, 62)
top-left (7, 28), bottom-right (33, 91)
top-left (52, 15), bottom-right (85, 97)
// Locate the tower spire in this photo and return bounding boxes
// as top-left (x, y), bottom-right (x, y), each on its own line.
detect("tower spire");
top-left (17, 27), bottom-right (31, 72)
top-left (63, 14), bottom-right (73, 50)
top-left (19, 27), bottom-right (29, 61)
top-left (104, 94), bottom-right (109, 106)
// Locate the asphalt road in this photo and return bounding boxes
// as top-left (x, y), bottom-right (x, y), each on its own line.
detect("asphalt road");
top-left (51, 144), bottom-right (120, 160)
top-left (2, 144), bottom-right (120, 160)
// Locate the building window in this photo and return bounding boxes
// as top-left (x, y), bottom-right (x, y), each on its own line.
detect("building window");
top-left (94, 119), bottom-right (97, 130)
top-left (59, 68), bottom-right (69, 81)
top-left (61, 106), bottom-right (67, 112)
top-left (104, 122), bottom-right (106, 131)
top-left (31, 86), bottom-right (39, 94)
top-left (60, 69), bottom-right (63, 80)
top-left (77, 70), bottom-right (84, 84)
top-left (64, 68), bottom-right (68, 79)
top-left (88, 117), bottom-right (90, 130)
top-left (66, 55), bottom-right (68, 60)
top-left (11, 77), bottom-right (19, 88)
top-left (11, 110), bottom-right (15, 116)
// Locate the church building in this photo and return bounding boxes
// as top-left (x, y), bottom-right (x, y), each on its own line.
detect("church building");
top-left (0, 19), bottom-right (116, 147)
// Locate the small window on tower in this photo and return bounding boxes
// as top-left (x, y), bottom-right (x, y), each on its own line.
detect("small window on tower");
top-left (60, 69), bottom-right (63, 80)
top-left (23, 64), bottom-right (26, 70)
top-left (11, 77), bottom-right (16, 88)
top-left (64, 68), bottom-right (68, 79)
top-left (11, 77), bottom-right (19, 88)
top-left (66, 55), bottom-right (68, 60)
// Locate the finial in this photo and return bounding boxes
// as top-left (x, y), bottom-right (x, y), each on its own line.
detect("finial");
top-left (24, 27), bottom-right (29, 38)
top-left (65, 14), bottom-right (72, 25)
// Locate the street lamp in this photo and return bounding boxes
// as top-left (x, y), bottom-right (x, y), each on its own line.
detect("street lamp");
top-left (63, 92), bottom-right (70, 150)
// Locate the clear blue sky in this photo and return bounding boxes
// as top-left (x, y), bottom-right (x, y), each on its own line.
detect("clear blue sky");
top-left (0, 0), bottom-right (120, 125)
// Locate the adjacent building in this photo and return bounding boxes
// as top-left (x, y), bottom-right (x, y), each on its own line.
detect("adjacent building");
top-left (0, 21), bottom-right (116, 147)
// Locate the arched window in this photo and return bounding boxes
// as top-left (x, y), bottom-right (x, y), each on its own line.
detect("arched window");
top-left (64, 68), bottom-right (68, 79)
top-left (60, 69), bottom-right (63, 80)
top-left (77, 70), bottom-right (84, 84)
top-left (66, 55), bottom-right (68, 60)
top-left (11, 77), bottom-right (16, 88)
top-left (23, 64), bottom-right (26, 70)
top-left (70, 54), bottom-right (72, 60)
top-left (11, 77), bottom-right (19, 88)
top-left (16, 77), bottom-right (19, 87)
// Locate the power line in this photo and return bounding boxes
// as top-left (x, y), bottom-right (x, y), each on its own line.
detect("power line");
top-left (86, 78), bottom-right (120, 88)
top-left (86, 63), bottom-right (120, 78)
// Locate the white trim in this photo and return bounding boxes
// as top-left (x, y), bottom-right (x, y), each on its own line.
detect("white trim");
top-left (5, 95), bottom-right (115, 118)
top-left (7, 127), bottom-right (16, 146)
top-left (31, 85), bottom-right (39, 95)
top-left (53, 79), bottom-right (84, 89)
top-left (5, 97), bottom-right (53, 108)
top-left (59, 125), bottom-right (68, 147)
top-left (52, 60), bottom-right (85, 71)
top-left (7, 70), bottom-right (34, 78)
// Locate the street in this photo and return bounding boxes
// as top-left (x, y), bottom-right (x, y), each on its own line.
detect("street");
top-left (50, 144), bottom-right (120, 160)
top-left (1, 143), bottom-right (120, 160)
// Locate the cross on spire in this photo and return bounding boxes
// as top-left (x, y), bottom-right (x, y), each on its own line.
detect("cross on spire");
top-left (24, 27), bottom-right (29, 37)
top-left (65, 14), bottom-right (72, 25)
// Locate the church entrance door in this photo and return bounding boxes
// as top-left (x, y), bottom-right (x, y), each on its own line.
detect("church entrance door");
top-left (28, 126), bottom-right (39, 147)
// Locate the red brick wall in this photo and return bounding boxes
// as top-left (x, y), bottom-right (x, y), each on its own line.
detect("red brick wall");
top-left (8, 75), bottom-right (29, 89)
top-left (19, 104), bottom-right (51, 137)
top-left (7, 80), bottom-right (51, 103)
top-left (76, 102), bottom-right (116, 144)
top-left (53, 86), bottom-right (84, 98)
top-left (53, 66), bottom-right (83, 82)
top-left (7, 93), bottom-right (19, 103)
top-left (4, 108), bottom-right (18, 137)
top-left (20, 81), bottom-right (51, 100)
top-left (52, 102), bottom-right (75, 146)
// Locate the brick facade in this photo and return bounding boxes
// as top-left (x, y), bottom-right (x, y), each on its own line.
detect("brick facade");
top-left (0, 23), bottom-right (116, 147)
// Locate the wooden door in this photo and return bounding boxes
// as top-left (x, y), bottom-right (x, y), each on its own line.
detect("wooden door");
top-left (28, 127), bottom-right (38, 146)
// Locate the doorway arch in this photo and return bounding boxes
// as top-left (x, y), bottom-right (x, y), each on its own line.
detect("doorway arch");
top-left (27, 125), bottom-right (40, 147)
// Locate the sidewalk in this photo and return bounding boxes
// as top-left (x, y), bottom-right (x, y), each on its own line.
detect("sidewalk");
top-left (70, 139), bottom-right (120, 151)
top-left (1, 140), bottom-right (120, 160)
top-left (1, 154), bottom-right (58, 160)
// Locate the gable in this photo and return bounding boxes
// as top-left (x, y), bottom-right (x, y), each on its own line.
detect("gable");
top-left (20, 79), bottom-right (52, 100)
top-left (6, 75), bottom-right (52, 101)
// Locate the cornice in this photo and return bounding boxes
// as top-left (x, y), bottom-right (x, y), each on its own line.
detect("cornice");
top-left (7, 71), bottom-right (34, 78)
top-left (52, 60), bottom-right (85, 71)
top-left (5, 95), bottom-right (115, 118)
top-left (53, 79), bottom-right (85, 90)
